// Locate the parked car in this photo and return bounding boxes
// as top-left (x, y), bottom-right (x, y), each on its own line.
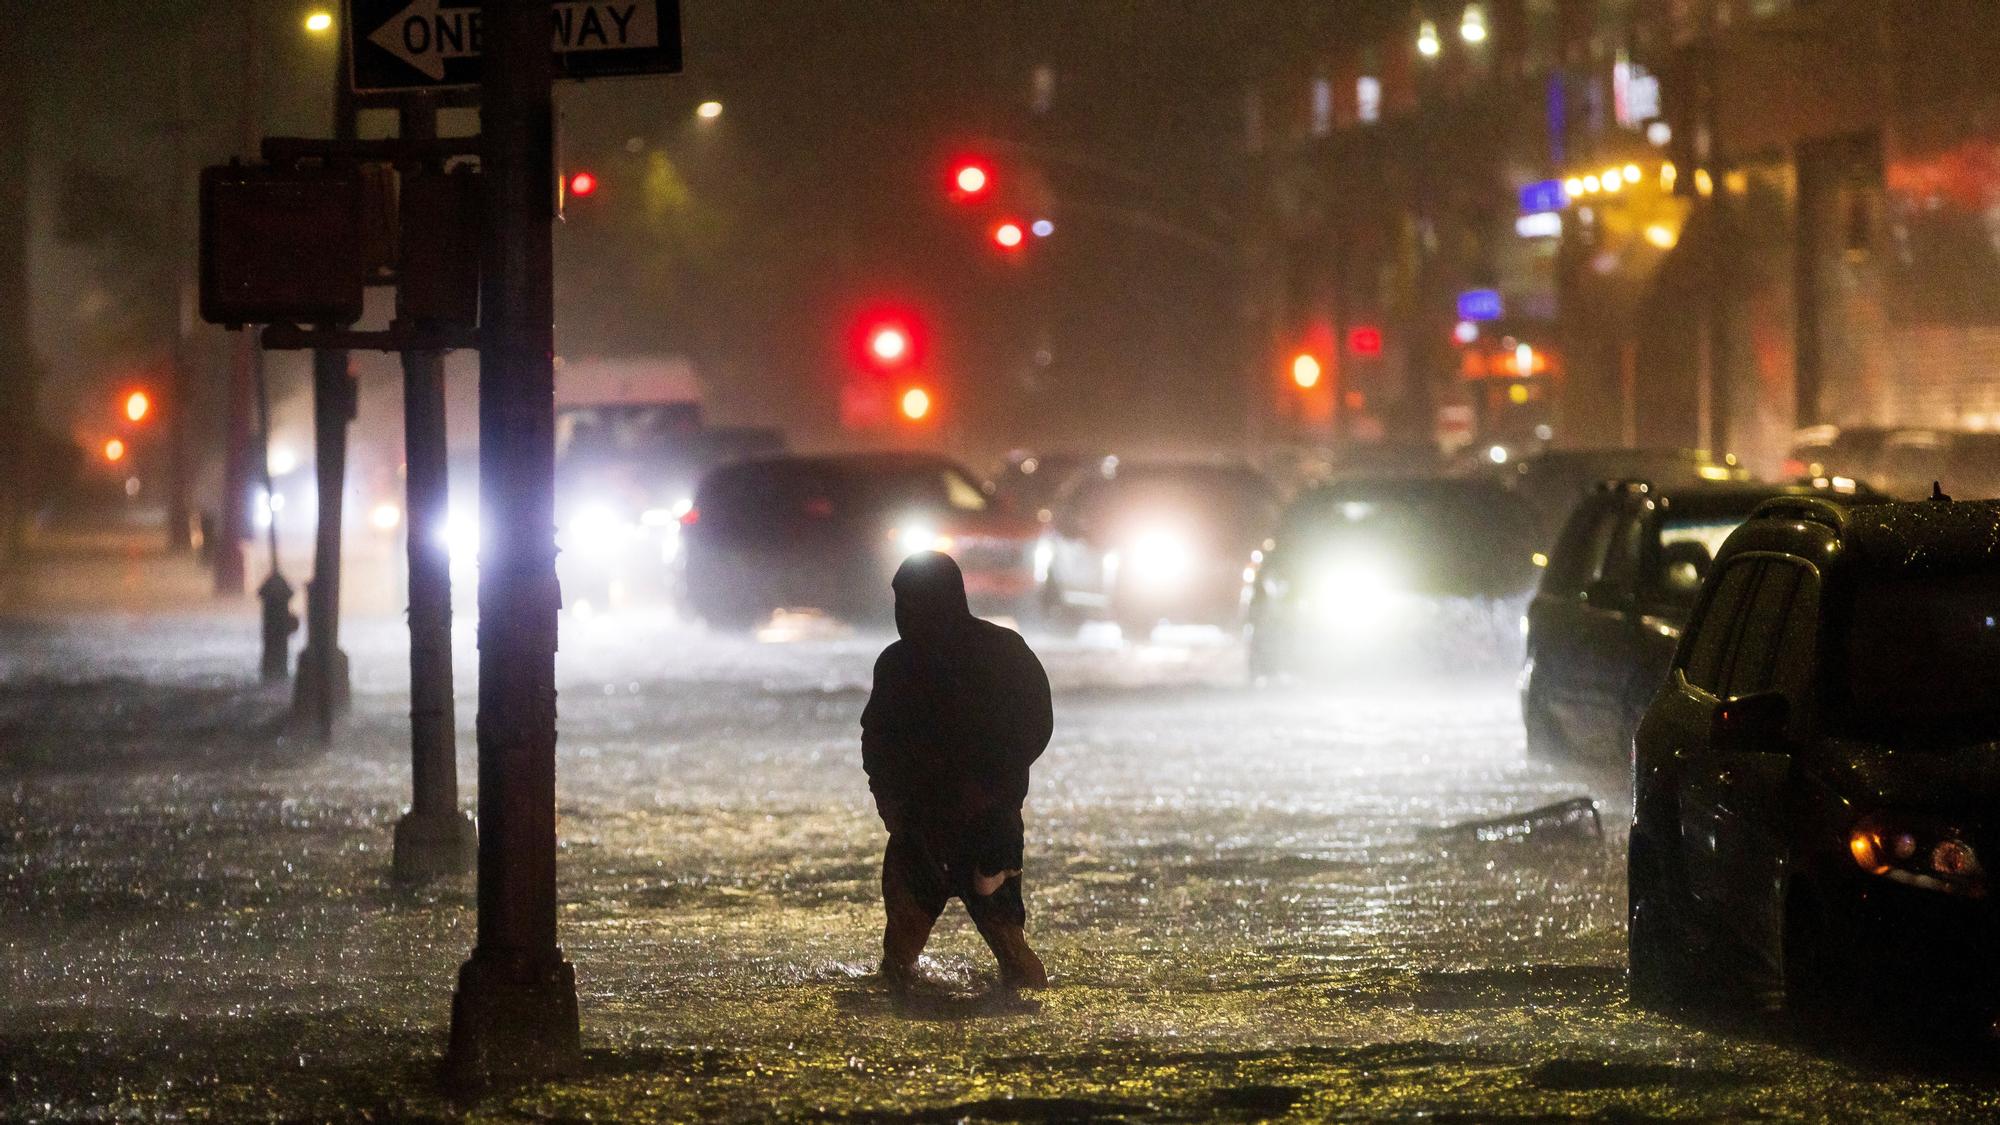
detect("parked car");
top-left (1522, 478), bottom-right (1878, 767)
top-left (1627, 493), bottom-right (2000, 1028)
top-left (1500, 448), bottom-right (1750, 545)
top-left (1780, 423), bottom-right (1893, 490)
top-left (682, 453), bottom-right (1037, 628)
top-left (1874, 428), bottom-right (2000, 500)
top-left (1038, 460), bottom-right (1279, 639)
top-left (1246, 477), bottom-right (1539, 678)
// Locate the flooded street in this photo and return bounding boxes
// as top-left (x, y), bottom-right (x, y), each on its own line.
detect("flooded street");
top-left (3, 610), bottom-right (1996, 1120)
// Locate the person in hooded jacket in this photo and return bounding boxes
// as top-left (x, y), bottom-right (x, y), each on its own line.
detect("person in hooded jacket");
top-left (861, 551), bottom-right (1054, 991)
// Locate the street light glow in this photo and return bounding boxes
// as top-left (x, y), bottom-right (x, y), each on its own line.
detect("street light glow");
top-left (1291, 353), bottom-right (1323, 389)
top-left (1460, 5), bottom-right (1488, 43)
top-left (104, 438), bottom-right (126, 463)
top-left (304, 10), bottom-right (333, 33)
top-left (1644, 223), bottom-right (1678, 249)
top-left (696, 100), bottom-right (723, 120)
top-left (124, 391), bottom-right (151, 423)
top-left (1417, 20), bottom-right (1442, 58)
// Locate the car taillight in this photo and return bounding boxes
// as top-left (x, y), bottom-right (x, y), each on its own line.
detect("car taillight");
top-left (680, 507), bottom-right (700, 527)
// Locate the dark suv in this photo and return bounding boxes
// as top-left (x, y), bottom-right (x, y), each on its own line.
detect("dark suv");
top-left (1627, 495), bottom-right (2000, 1025)
top-left (1523, 480), bottom-right (1875, 767)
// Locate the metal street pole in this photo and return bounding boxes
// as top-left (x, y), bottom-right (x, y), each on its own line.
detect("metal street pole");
top-left (293, 24), bottom-right (358, 740)
top-left (391, 95), bottom-right (476, 884)
top-left (446, 0), bottom-right (581, 1083)
top-left (165, 38), bottom-right (197, 554)
top-left (216, 0), bottom-right (263, 597)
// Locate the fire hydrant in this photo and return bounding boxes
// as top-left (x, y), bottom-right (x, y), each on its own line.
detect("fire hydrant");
top-left (259, 572), bottom-right (299, 683)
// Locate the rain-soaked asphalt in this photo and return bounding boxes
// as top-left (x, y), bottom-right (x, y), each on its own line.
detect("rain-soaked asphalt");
top-left (4, 603), bottom-right (1999, 1121)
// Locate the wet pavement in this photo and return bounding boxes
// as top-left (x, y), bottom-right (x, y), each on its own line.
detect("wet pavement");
top-left (3, 604), bottom-right (1998, 1121)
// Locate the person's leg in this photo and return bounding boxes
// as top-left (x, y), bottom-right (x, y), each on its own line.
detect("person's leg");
top-left (881, 835), bottom-right (943, 983)
top-left (966, 874), bottom-right (1048, 990)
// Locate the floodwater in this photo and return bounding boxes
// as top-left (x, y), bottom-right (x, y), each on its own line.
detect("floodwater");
top-left (3, 606), bottom-right (1997, 1120)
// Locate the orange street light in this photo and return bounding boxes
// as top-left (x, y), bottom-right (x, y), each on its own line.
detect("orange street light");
top-left (125, 390), bottom-right (152, 423)
top-left (104, 438), bottom-right (127, 463)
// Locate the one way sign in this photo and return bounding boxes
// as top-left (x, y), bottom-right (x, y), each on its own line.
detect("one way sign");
top-left (347, 0), bottom-right (682, 92)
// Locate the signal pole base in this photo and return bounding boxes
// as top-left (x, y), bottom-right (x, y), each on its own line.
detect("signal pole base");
top-left (391, 809), bottom-right (476, 883)
top-left (444, 950), bottom-right (581, 1088)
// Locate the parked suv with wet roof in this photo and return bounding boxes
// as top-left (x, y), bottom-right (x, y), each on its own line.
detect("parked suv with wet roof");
top-left (1627, 494), bottom-right (2000, 1027)
top-left (1522, 479), bottom-right (1875, 767)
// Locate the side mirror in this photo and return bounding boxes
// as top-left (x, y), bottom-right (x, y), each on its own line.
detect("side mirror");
top-left (1712, 690), bottom-right (1791, 755)
top-left (1583, 577), bottom-right (1630, 607)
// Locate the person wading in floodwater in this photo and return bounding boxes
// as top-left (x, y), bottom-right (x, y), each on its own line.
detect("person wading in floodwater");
top-left (861, 551), bottom-right (1053, 992)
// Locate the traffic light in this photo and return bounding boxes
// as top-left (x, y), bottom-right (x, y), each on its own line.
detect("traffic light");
top-left (1290, 353), bottom-right (1323, 389)
top-left (125, 390), bottom-right (152, 424)
top-left (992, 221), bottom-right (1025, 249)
top-left (566, 170), bottom-right (598, 198)
top-left (900, 386), bottom-right (933, 421)
top-left (949, 160), bottom-right (992, 201)
top-left (868, 324), bottom-right (912, 368)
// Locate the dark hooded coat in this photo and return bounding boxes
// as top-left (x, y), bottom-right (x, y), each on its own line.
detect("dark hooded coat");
top-left (861, 552), bottom-right (1053, 871)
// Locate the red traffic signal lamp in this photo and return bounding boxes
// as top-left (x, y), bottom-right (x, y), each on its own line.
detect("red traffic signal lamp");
top-left (854, 309), bottom-right (923, 373)
top-left (1347, 325), bottom-right (1383, 357)
top-left (1290, 353), bottom-right (1323, 389)
top-left (993, 221), bottom-right (1025, 249)
top-left (869, 324), bottom-right (912, 367)
top-left (566, 170), bottom-right (598, 198)
top-left (949, 160), bottom-right (992, 201)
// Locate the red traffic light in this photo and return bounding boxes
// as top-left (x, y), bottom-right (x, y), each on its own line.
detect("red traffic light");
top-left (1290, 353), bottom-right (1323, 389)
top-left (870, 325), bottom-right (912, 365)
top-left (949, 160), bottom-right (992, 201)
top-left (993, 221), bottom-right (1025, 249)
top-left (567, 170), bottom-right (598, 198)
top-left (1347, 326), bottom-right (1383, 357)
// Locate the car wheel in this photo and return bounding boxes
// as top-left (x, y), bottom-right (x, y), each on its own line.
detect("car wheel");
top-left (1038, 581), bottom-right (1081, 637)
top-left (1522, 681), bottom-right (1564, 763)
top-left (1117, 611), bottom-right (1157, 644)
top-left (1627, 835), bottom-right (1683, 1010)
top-left (1782, 883), bottom-right (1846, 1028)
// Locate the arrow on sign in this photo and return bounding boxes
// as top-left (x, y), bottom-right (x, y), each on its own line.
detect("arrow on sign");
top-left (369, 0), bottom-right (660, 81)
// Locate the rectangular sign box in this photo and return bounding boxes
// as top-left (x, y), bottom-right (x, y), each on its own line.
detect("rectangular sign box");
top-left (200, 165), bottom-right (367, 328)
top-left (349, 0), bottom-right (683, 92)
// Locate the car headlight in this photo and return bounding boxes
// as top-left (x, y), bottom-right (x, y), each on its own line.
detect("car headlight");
top-left (1297, 554), bottom-right (1404, 631)
top-left (1125, 526), bottom-right (1197, 588)
top-left (565, 503), bottom-right (629, 554)
top-left (1848, 816), bottom-right (1987, 896)
top-left (439, 511), bottom-right (480, 562)
top-left (891, 523), bottom-right (954, 557)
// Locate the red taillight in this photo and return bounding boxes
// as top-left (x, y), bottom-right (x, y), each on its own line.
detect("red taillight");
top-left (679, 507), bottom-right (700, 527)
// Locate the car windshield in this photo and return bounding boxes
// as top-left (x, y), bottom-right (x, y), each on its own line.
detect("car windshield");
top-left (849, 465), bottom-right (989, 513)
top-left (1836, 572), bottom-right (2000, 739)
